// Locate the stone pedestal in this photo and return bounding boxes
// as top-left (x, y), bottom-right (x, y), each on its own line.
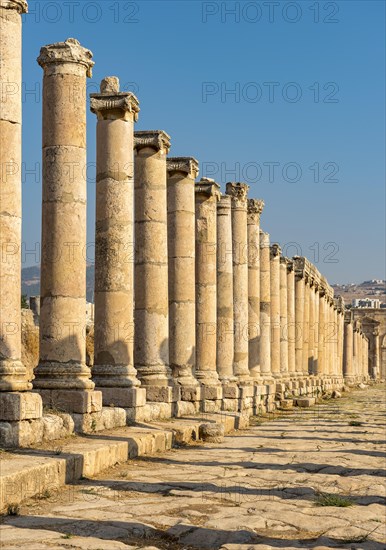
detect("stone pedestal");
top-left (226, 182), bottom-right (251, 384)
top-left (195, 178), bottom-right (221, 395)
top-left (167, 157), bottom-right (200, 401)
top-left (279, 257), bottom-right (289, 378)
top-left (270, 244), bottom-right (281, 378)
top-left (134, 131), bottom-right (175, 403)
top-left (247, 199), bottom-right (264, 381)
top-left (259, 231), bottom-right (272, 381)
top-left (90, 78), bottom-right (144, 413)
top-left (33, 39), bottom-right (101, 419)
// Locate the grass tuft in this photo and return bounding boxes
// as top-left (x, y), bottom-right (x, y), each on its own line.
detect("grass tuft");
top-left (314, 492), bottom-right (354, 507)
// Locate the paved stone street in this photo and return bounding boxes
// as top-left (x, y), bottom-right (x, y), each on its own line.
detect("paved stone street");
top-left (1, 385), bottom-right (385, 549)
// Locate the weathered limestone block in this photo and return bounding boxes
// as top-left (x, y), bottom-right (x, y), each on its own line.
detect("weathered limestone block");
top-left (0, 392), bottom-right (42, 421)
top-left (199, 422), bottom-right (225, 443)
top-left (73, 407), bottom-right (127, 433)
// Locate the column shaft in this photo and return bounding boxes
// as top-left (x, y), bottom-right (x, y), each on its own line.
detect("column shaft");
top-left (167, 158), bottom-right (199, 387)
top-left (259, 231), bottom-right (271, 380)
top-left (279, 257), bottom-right (289, 377)
top-left (270, 244), bottom-right (281, 378)
top-left (286, 262), bottom-right (296, 376)
top-left (294, 274), bottom-right (305, 376)
top-left (0, 0), bottom-right (29, 391)
top-left (195, 179), bottom-right (221, 385)
top-left (217, 195), bottom-right (234, 381)
top-left (302, 279), bottom-right (310, 376)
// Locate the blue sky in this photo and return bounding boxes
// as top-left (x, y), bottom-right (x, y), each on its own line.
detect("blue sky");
top-left (21, 0), bottom-right (385, 283)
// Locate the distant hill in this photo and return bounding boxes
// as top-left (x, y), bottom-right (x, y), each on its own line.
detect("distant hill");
top-left (332, 280), bottom-right (386, 307)
top-left (22, 265), bottom-right (95, 302)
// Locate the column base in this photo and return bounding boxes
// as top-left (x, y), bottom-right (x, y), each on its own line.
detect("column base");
top-left (92, 363), bottom-right (140, 388)
top-left (33, 361), bottom-right (94, 390)
top-left (0, 359), bottom-right (32, 392)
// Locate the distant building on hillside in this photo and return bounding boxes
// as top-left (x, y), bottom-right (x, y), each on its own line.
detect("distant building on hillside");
top-left (352, 298), bottom-right (381, 308)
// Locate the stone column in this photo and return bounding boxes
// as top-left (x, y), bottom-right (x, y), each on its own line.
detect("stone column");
top-left (259, 231), bottom-right (272, 381)
top-left (343, 313), bottom-right (354, 383)
top-left (270, 244), bottom-right (281, 378)
top-left (247, 199), bottom-right (264, 380)
top-left (373, 328), bottom-right (380, 379)
top-left (0, 0), bottom-right (43, 447)
top-left (217, 195), bottom-right (234, 382)
top-left (167, 157), bottom-right (200, 397)
top-left (286, 261), bottom-right (296, 377)
top-left (226, 182), bottom-right (251, 383)
top-left (294, 269), bottom-right (305, 377)
top-left (279, 257), bottom-right (289, 377)
top-left (195, 178), bottom-right (221, 391)
top-left (317, 291), bottom-right (326, 377)
top-left (90, 78), bottom-right (143, 408)
top-left (302, 276), bottom-right (310, 376)
top-left (308, 279), bottom-right (315, 376)
top-left (0, 0), bottom-right (29, 392)
top-left (134, 130), bottom-right (175, 403)
top-left (33, 39), bottom-right (99, 415)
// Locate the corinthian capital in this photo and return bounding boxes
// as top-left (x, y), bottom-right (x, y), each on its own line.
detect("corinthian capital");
top-left (270, 243), bottom-right (282, 259)
top-left (167, 157), bottom-right (199, 179)
top-left (195, 178), bottom-right (221, 200)
top-left (134, 130), bottom-right (171, 153)
top-left (0, 0), bottom-right (28, 13)
top-left (225, 182), bottom-right (249, 208)
top-left (247, 198), bottom-right (264, 223)
top-left (90, 77), bottom-right (140, 121)
top-left (37, 38), bottom-right (94, 77)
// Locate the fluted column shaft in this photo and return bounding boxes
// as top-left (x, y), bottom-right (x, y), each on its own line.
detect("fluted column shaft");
top-left (226, 182), bottom-right (251, 383)
top-left (217, 195), bottom-right (234, 381)
top-left (34, 39), bottom-right (95, 397)
top-left (167, 158), bottom-right (199, 387)
top-left (195, 179), bottom-right (221, 385)
top-left (134, 130), bottom-right (172, 389)
top-left (259, 231), bottom-right (271, 380)
top-left (90, 78), bottom-right (140, 396)
top-left (0, 0), bottom-right (29, 391)
top-left (247, 199), bottom-right (264, 380)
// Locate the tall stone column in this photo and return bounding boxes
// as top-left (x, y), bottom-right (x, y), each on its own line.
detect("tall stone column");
top-left (373, 328), bottom-right (380, 379)
top-left (294, 268), bottom-right (305, 377)
top-left (134, 130), bottom-right (175, 403)
top-left (195, 178), bottom-right (221, 390)
top-left (217, 195), bottom-right (234, 382)
top-left (259, 231), bottom-right (272, 381)
top-left (247, 199), bottom-right (264, 380)
top-left (279, 257), bottom-right (289, 377)
top-left (343, 316), bottom-right (354, 383)
top-left (167, 157), bottom-right (200, 396)
top-left (308, 279), bottom-right (315, 375)
top-left (90, 78), bottom-right (143, 408)
top-left (33, 39), bottom-right (99, 415)
top-left (317, 291), bottom-right (326, 377)
top-left (302, 276), bottom-right (310, 376)
top-left (314, 285), bottom-right (320, 374)
top-left (226, 182), bottom-right (251, 383)
top-left (286, 261), bottom-right (296, 377)
top-left (0, 0), bottom-right (29, 392)
top-left (270, 244), bottom-right (281, 378)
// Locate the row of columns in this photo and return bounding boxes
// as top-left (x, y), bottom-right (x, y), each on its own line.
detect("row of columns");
top-left (0, 18), bottom-right (372, 437)
top-left (343, 315), bottom-right (369, 382)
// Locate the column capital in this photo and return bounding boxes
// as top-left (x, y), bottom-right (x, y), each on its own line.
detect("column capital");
top-left (225, 182), bottom-right (249, 208)
top-left (135, 130), bottom-right (171, 153)
top-left (37, 38), bottom-right (94, 77)
top-left (90, 77), bottom-right (140, 121)
top-left (0, 0), bottom-right (27, 12)
top-left (260, 229), bottom-right (270, 248)
top-left (247, 198), bottom-right (264, 224)
top-left (195, 177), bottom-right (221, 200)
top-left (270, 243), bottom-right (281, 259)
top-left (286, 258), bottom-right (294, 273)
top-left (344, 310), bottom-right (352, 324)
top-left (167, 157), bottom-right (199, 179)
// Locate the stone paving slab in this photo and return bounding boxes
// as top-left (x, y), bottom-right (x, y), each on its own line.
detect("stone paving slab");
top-left (1, 386), bottom-right (385, 549)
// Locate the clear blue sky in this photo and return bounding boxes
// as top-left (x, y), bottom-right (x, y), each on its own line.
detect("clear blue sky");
top-left (21, 0), bottom-right (385, 284)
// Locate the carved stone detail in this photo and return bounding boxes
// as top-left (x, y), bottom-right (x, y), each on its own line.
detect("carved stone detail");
top-left (195, 177), bottom-right (221, 199)
top-left (167, 157), bottom-right (199, 179)
top-left (134, 130), bottom-right (171, 153)
top-left (37, 38), bottom-right (94, 77)
top-left (90, 78), bottom-right (140, 121)
top-left (225, 182), bottom-right (249, 208)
